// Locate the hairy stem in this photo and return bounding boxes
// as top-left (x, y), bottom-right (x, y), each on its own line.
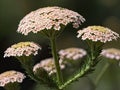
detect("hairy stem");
top-left (17, 56), bottom-right (58, 88)
top-left (59, 63), bottom-right (91, 89)
top-left (59, 41), bottom-right (102, 89)
top-left (50, 37), bottom-right (63, 86)
top-left (17, 57), bottom-right (41, 83)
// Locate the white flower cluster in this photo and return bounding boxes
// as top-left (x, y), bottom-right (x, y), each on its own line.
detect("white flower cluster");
top-left (4, 42), bottom-right (41, 57)
top-left (17, 6), bottom-right (85, 35)
top-left (0, 70), bottom-right (26, 87)
top-left (33, 58), bottom-right (65, 75)
top-left (101, 48), bottom-right (120, 60)
top-left (58, 47), bottom-right (86, 60)
top-left (77, 26), bottom-right (119, 43)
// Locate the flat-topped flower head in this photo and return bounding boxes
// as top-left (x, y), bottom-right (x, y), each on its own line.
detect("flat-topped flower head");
top-left (0, 70), bottom-right (25, 87)
top-left (4, 42), bottom-right (41, 57)
top-left (101, 48), bottom-right (120, 60)
top-left (77, 26), bottom-right (119, 43)
top-left (33, 58), bottom-right (65, 75)
top-left (58, 47), bottom-right (86, 60)
top-left (17, 6), bottom-right (85, 35)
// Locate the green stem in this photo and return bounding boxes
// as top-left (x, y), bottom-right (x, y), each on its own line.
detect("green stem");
top-left (17, 57), bottom-right (40, 83)
top-left (17, 57), bottom-right (57, 88)
top-left (50, 37), bottom-right (63, 86)
top-left (59, 64), bottom-right (91, 89)
top-left (59, 41), bottom-right (102, 89)
top-left (95, 62), bottom-right (110, 85)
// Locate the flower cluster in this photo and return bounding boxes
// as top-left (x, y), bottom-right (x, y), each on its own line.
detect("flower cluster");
top-left (4, 42), bottom-right (41, 57)
top-left (0, 70), bottom-right (25, 87)
top-left (2, 5), bottom-right (120, 90)
top-left (17, 6), bottom-right (85, 35)
top-left (101, 48), bottom-right (120, 60)
top-left (59, 47), bottom-right (86, 60)
top-left (33, 58), bottom-right (65, 75)
top-left (77, 26), bottom-right (119, 43)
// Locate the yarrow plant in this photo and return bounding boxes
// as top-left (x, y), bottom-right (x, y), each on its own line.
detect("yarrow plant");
top-left (77, 26), bottom-right (119, 43)
top-left (59, 47), bottom-right (86, 60)
top-left (33, 58), bottom-right (65, 75)
top-left (4, 42), bottom-right (41, 57)
top-left (2, 6), bottom-right (120, 90)
top-left (101, 48), bottom-right (120, 60)
top-left (0, 70), bottom-right (25, 90)
top-left (17, 6), bottom-right (85, 37)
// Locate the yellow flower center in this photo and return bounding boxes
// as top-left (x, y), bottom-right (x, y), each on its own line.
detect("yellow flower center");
top-left (89, 26), bottom-right (108, 32)
top-left (66, 48), bottom-right (78, 52)
top-left (107, 48), bottom-right (120, 54)
top-left (45, 60), bottom-right (55, 68)
top-left (0, 71), bottom-right (16, 79)
top-left (12, 42), bottom-right (31, 48)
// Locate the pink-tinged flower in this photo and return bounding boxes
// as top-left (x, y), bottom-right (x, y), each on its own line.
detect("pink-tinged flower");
top-left (77, 26), bottom-right (119, 43)
top-left (4, 42), bottom-right (41, 57)
top-left (17, 6), bottom-right (85, 35)
top-left (33, 58), bottom-right (65, 75)
top-left (59, 47), bottom-right (86, 60)
top-left (0, 70), bottom-right (25, 87)
top-left (101, 48), bottom-right (120, 60)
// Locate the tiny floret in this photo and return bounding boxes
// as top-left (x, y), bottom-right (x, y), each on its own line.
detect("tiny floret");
top-left (101, 48), bottom-right (120, 60)
top-left (17, 6), bottom-right (85, 35)
top-left (33, 58), bottom-right (65, 75)
top-left (4, 42), bottom-right (41, 57)
top-left (77, 26), bottom-right (119, 43)
top-left (58, 47), bottom-right (86, 60)
top-left (0, 70), bottom-right (26, 87)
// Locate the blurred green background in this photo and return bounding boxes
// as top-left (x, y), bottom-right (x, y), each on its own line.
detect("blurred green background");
top-left (0, 0), bottom-right (120, 90)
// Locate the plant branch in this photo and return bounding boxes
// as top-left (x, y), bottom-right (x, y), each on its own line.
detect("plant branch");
top-left (59, 60), bottom-right (91, 89)
top-left (50, 37), bottom-right (63, 86)
top-left (59, 41), bottom-right (102, 89)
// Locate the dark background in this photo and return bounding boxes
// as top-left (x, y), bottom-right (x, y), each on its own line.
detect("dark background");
top-left (0, 0), bottom-right (120, 90)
